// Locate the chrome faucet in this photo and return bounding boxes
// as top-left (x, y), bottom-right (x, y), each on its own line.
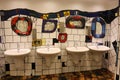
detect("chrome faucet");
top-left (96, 42), bottom-right (99, 48)
top-left (47, 41), bottom-right (50, 51)
top-left (74, 42), bottom-right (78, 49)
top-left (17, 43), bottom-right (20, 52)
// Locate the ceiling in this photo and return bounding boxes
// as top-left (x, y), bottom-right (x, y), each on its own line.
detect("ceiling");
top-left (0, 0), bottom-right (119, 12)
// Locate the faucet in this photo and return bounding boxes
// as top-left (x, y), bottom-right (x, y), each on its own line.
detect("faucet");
top-left (74, 42), bottom-right (78, 49)
top-left (96, 42), bottom-right (99, 48)
top-left (47, 41), bottom-right (50, 51)
top-left (17, 43), bottom-right (20, 52)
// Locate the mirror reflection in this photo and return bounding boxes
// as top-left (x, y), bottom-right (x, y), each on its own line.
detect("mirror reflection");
top-left (96, 22), bottom-right (102, 34)
top-left (16, 20), bottom-right (28, 33)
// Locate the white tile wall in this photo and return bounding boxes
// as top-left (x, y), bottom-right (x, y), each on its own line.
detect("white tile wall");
top-left (5, 36), bottom-right (12, 42)
top-left (2, 16), bottom-right (118, 76)
top-left (5, 29), bottom-right (13, 35)
top-left (13, 36), bottom-right (20, 42)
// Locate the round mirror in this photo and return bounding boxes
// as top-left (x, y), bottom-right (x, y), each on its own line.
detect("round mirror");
top-left (66, 15), bottom-right (85, 29)
top-left (91, 17), bottom-right (106, 38)
top-left (96, 22), bottom-right (102, 34)
top-left (11, 17), bottom-right (32, 36)
top-left (16, 20), bottom-right (28, 33)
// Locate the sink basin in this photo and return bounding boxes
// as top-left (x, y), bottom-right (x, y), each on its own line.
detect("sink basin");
top-left (37, 48), bottom-right (61, 56)
top-left (87, 45), bottom-right (110, 52)
top-left (4, 49), bottom-right (31, 71)
top-left (36, 47), bottom-right (61, 67)
top-left (66, 47), bottom-right (89, 65)
top-left (66, 47), bottom-right (89, 53)
top-left (4, 49), bottom-right (31, 56)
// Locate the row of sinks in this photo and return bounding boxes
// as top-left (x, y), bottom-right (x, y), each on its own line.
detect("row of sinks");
top-left (4, 45), bottom-right (110, 57)
top-left (4, 45), bottom-right (110, 67)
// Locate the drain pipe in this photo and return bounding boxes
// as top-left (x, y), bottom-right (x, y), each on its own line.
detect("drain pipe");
top-left (118, 0), bottom-right (120, 80)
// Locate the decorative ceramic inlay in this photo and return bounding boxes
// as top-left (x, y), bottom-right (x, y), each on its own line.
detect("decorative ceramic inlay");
top-left (11, 17), bottom-right (32, 36)
top-left (42, 20), bottom-right (57, 33)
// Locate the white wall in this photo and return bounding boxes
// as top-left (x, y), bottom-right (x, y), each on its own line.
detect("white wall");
top-left (1, 0), bottom-right (119, 76)
top-left (0, 0), bottom-right (118, 12)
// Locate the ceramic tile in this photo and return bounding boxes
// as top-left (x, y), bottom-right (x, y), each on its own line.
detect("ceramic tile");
top-left (1, 68), bottom-right (114, 79)
top-left (10, 64), bottom-right (16, 71)
top-left (5, 43), bottom-right (10, 49)
top-left (10, 71), bottom-right (17, 76)
top-left (67, 61), bottom-right (73, 67)
top-left (67, 35), bottom-right (73, 40)
top-left (19, 43), bottom-right (25, 49)
top-left (67, 41), bottom-right (74, 47)
top-left (55, 69), bottom-right (62, 74)
top-left (66, 28), bottom-right (72, 34)
top-left (5, 36), bottom-right (12, 42)
top-left (72, 29), bottom-right (78, 34)
top-left (10, 43), bottom-right (17, 49)
top-left (60, 43), bottom-right (67, 50)
top-left (25, 63), bottom-right (32, 70)
top-left (36, 32), bottom-right (41, 39)
top-left (73, 35), bottom-right (80, 41)
top-left (35, 58), bottom-right (42, 66)
top-left (56, 63), bottom-right (61, 68)
top-left (36, 26), bottom-right (42, 33)
top-left (68, 66), bottom-right (74, 72)
top-left (24, 70), bottom-right (32, 76)
top-left (24, 43), bottom-right (32, 48)
top-left (50, 32), bottom-right (57, 38)
top-left (35, 65), bottom-right (42, 71)
top-left (61, 55), bottom-right (67, 62)
top-left (62, 67), bottom-right (68, 73)
top-left (78, 29), bottom-right (85, 34)
top-left (49, 63), bottom-right (56, 69)
top-left (49, 69), bottom-right (56, 74)
top-left (35, 71), bottom-right (42, 75)
top-left (13, 36), bottom-right (20, 42)
top-left (80, 35), bottom-right (85, 41)
top-left (27, 36), bottom-right (32, 42)
top-left (17, 71), bottom-right (25, 76)
top-left (4, 21), bottom-right (11, 28)
top-left (5, 29), bottom-right (13, 36)
top-left (28, 57), bottom-right (35, 63)
top-left (43, 70), bottom-right (49, 75)
top-left (42, 33), bottom-right (50, 38)
top-left (20, 37), bottom-right (28, 42)
top-left (36, 19), bottom-right (42, 26)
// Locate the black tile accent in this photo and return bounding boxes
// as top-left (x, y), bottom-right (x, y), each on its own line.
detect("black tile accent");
top-left (62, 62), bottom-right (66, 67)
top-left (0, 36), bottom-right (1, 43)
top-left (5, 64), bottom-right (10, 71)
top-left (32, 63), bottom-right (35, 70)
top-left (53, 38), bottom-right (59, 45)
top-left (58, 28), bottom-right (60, 32)
top-left (58, 56), bottom-right (61, 60)
top-left (85, 35), bottom-right (92, 43)
top-left (112, 40), bottom-right (119, 66)
top-left (97, 43), bottom-right (103, 45)
top-left (59, 76), bottom-right (67, 80)
top-left (105, 53), bottom-right (108, 59)
top-left (116, 74), bottom-right (119, 80)
top-left (112, 40), bottom-right (117, 53)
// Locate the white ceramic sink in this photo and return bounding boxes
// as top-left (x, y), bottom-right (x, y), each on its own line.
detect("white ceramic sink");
top-left (66, 47), bottom-right (89, 53)
top-left (36, 47), bottom-right (61, 67)
top-left (87, 45), bottom-right (110, 52)
top-left (4, 49), bottom-right (31, 57)
top-left (37, 48), bottom-right (61, 56)
top-left (66, 47), bottom-right (89, 65)
top-left (4, 49), bottom-right (31, 70)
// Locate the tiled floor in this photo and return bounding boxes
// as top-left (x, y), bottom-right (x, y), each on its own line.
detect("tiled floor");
top-left (0, 68), bottom-right (114, 80)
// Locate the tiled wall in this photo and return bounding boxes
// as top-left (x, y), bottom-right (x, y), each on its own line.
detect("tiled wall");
top-left (1, 16), bottom-right (118, 76)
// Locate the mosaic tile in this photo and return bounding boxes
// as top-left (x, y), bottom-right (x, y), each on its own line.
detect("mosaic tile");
top-left (1, 68), bottom-right (114, 80)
